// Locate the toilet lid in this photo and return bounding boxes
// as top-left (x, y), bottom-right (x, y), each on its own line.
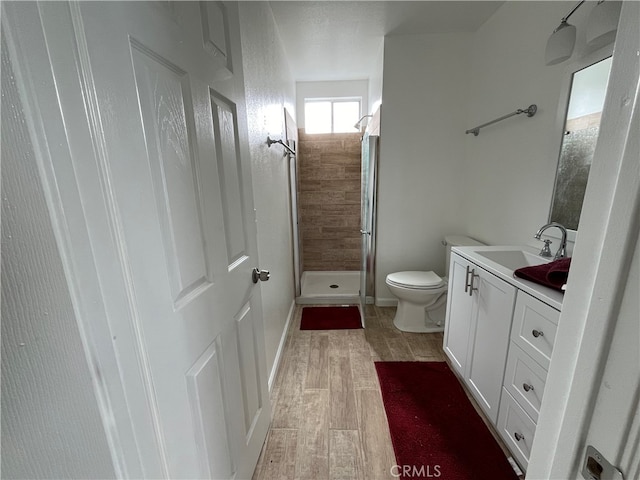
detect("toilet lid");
top-left (386, 271), bottom-right (443, 289)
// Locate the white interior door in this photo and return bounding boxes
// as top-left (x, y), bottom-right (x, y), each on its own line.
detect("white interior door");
top-left (5, 2), bottom-right (270, 478)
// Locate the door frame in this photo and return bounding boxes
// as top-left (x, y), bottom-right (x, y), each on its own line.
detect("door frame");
top-left (359, 132), bottom-right (379, 312)
top-left (359, 105), bottom-right (381, 319)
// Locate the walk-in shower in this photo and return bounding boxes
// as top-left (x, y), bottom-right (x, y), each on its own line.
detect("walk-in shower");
top-left (291, 126), bottom-right (379, 308)
top-left (298, 271), bottom-right (360, 304)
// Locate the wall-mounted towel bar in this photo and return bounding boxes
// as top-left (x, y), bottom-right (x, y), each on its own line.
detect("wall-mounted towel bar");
top-left (267, 136), bottom-right (296, 156)
top-left (466, 104), bottom-right (537, 136)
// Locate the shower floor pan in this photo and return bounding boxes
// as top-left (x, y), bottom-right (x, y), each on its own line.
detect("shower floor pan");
top-left (297, 271), bottom-right (360, 305)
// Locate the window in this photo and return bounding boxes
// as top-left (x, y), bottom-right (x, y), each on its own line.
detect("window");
top-left (304, 98), bottom-right (361, 134)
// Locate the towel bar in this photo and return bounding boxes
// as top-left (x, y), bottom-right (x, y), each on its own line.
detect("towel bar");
top-left (466, 104), bottom-right (537, 136)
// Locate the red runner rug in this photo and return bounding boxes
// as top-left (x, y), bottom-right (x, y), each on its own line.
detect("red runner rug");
top-left (300, 306), bottom-right (362, 330)
top-left (375, 361), bottom-right (519, 480)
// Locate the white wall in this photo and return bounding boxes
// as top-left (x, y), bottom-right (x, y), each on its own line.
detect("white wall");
top-left (374, 2), bottom-right (617, 303)
top-left (463, 1), bottom-right (606, 249)
top-left (1, 40), bottom-right (115, 479)
top-left (296, 79), bottom-right (369, 129)
top-left (375, 32), bottom-right (471, 302)
top-left (238, 3), bottom-right (297, 383)
top-left (368, 41), bottom-right (384, 115)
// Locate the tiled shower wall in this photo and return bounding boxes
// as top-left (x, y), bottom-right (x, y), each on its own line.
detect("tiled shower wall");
top-left (297, 130), bottom-right (362, 271)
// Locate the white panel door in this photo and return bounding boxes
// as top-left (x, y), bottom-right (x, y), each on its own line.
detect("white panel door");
top-left (7, 2), bottom-right (270, 478)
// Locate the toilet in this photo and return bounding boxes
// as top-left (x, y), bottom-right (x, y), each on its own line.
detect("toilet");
top-left (386, 235), bottom-right (485, 333)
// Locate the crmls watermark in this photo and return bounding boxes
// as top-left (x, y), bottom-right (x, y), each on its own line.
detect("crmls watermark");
top-left (390, 464), bottom-right (442, 478)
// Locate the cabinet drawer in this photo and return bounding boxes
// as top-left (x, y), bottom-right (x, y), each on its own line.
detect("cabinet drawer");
top-left (504, 343), bottom-right (548, 422)
top-left (511, 291), bottom-right (560, 369)
top-left (497, 388), bottom-right (536, 471)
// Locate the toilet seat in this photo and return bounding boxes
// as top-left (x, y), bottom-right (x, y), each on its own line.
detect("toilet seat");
top-left (386, 271), bottom-right (444, 290)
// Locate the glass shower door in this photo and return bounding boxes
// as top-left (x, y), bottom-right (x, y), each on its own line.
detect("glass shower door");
top-left (359, 133), bottom-right (379, 326)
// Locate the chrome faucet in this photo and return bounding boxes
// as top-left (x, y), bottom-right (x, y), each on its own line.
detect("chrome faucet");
top-left (534, 222), bottom-right (567, 260)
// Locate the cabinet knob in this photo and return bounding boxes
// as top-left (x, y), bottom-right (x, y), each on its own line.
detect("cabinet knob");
top-left (532, 329), bottom-right (544, 338)
top-left (514, 432), bottom-right (525, 442)
top-left (522, 383), bottom-right (534, 392)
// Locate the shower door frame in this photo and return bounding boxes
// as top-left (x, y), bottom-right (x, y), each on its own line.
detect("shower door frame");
top-left (284, 108), bottom-right (302, 297)
top-left (359, 132), bottom-right (379, 319)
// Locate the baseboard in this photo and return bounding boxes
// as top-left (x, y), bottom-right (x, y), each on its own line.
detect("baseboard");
top-left (375, 297), bottom-right (398, 307)
top-left (268, 299), bottom-right (295, 392)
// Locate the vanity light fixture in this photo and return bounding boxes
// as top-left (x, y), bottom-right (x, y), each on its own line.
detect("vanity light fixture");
top-left (545, 1), bottom-right (585, 66)
top-left (585, 0), bottom-right (622, 50)
top-left (545, 0), bottom-right (620, 66)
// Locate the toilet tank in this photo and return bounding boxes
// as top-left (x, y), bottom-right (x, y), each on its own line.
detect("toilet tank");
top-left (443, 235), bottom-right (485, 277)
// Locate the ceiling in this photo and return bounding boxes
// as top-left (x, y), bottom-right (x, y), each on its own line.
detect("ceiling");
top-left (269, 1), bottom-right (505, 82)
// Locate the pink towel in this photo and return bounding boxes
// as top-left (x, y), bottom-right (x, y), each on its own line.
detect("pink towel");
top-left (514, 257), bottom-right (571, 291)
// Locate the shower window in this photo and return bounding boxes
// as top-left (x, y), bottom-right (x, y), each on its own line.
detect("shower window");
top-left (304, 97), bottom-right (360, 134)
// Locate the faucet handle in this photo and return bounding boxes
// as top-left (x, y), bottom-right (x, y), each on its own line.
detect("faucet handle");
top-left (539, 239), bottom-right (553, 258)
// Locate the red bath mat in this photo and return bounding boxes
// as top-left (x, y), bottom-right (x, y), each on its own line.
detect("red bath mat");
top-left (300, 306), bottom-right (362, 330)
top-left (375, 361), bottom-right (520, 480)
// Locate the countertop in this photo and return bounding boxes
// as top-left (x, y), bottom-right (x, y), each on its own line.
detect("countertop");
top-left (452, 245), bottom-right (565, 311)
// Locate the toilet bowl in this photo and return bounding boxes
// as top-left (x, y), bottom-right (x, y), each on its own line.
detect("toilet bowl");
top-left (385, 235), bottom-right (485, 333)
top-left (386, 271), bottom-right (448, 333)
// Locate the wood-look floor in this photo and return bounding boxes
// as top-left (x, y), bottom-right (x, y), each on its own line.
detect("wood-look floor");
top-left (252, 304), bottom-right (516, 480)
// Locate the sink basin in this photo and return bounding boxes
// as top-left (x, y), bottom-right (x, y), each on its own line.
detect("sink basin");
top-left (476, 249), bottom-right (551, 271)
top-left (452, 245), bottom-right (564, 310)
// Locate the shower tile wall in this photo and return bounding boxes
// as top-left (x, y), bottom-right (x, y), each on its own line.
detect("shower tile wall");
top-left (298, 130), bottom-right (361, 271)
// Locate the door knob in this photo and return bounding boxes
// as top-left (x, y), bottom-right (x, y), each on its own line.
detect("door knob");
top-left (252, 268), bottom-right (270, 284)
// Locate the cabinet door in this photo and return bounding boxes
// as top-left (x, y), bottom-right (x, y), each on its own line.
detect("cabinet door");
top-left (466, 268), bottom-right (516, 424)
top-left (443, 254), bottom-right (474, 375)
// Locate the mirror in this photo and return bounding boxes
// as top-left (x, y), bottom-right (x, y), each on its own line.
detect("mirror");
top-left (549, 56), bottom-right (613, 231)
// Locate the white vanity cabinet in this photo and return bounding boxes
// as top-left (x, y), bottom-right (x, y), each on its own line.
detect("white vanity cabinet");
top-left (444, 253), bottom-right (516, 424)
top-left (497, 290), bottom-right (560, 470)
top-left (443, 245), bottom-right (564, 473)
